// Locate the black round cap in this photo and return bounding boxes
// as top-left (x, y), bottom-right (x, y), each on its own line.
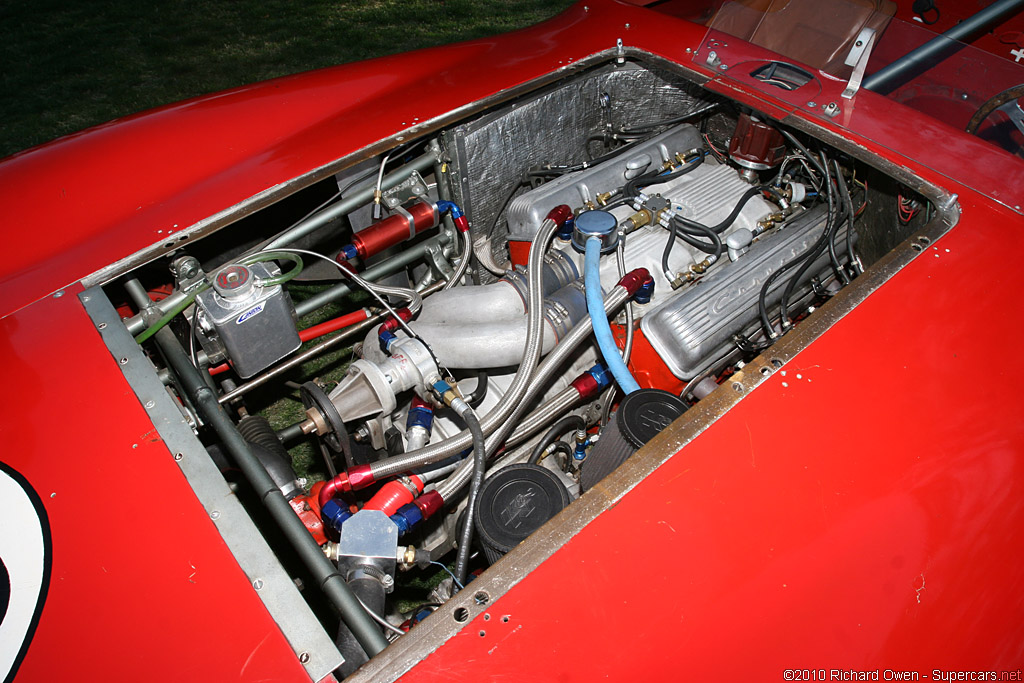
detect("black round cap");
top-left (475, 464), bottom-right (570, 558)
top-left (616, 389), bottom-right (687, 449)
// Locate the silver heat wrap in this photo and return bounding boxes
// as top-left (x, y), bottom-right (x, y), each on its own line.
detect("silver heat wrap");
top-left (641, 204), bottom-right (850, 379)
top-left (442, 62), bottom-right (713, 278)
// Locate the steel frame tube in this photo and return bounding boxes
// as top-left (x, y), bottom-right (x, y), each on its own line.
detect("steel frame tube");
top-left (266, 151), bottom-right (438, 250)
top-left (125, 280), bottom-right (389, 658)
top-left (863, 0), bottom-right (1024, 93)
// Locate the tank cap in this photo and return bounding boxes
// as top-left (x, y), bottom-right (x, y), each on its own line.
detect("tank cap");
top-left (572, 210), bottom-right (619, 254)
top-left (212, 264), bottom-right (254, 300)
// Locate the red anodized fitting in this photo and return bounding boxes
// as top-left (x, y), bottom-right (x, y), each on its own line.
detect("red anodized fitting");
top-left (571, 372), bottom-right (602, 401)
top-left (616, 268), bottom-right (652, 296)
top-left (413, 490), bottom-right (444, 520)
top-left (317, 471), bottom-right (352, 510)
top-left (346, 464), bottom-right (376, 491)
top-left (350, 201), bottom-right (438, 260)
top-left (379, 307), bottom-right (413, 333)
top-left (546, 204), bottom-right (573, 227)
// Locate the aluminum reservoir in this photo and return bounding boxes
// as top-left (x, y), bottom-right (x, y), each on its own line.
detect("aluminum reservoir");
top-left (196, 261), bottom-right (301, 379)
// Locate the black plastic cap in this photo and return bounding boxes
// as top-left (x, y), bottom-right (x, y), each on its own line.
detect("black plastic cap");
top-left (617, 389), bottom-right (688, 450)
top-left (475, 464), bottom-right (570, 562)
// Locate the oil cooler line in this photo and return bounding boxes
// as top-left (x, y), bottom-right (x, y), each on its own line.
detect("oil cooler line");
top-left (125, 279), bottom-right (391, 658)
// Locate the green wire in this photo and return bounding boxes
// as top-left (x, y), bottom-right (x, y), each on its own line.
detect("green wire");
top-left (133, 251), bottom-right (304, 344)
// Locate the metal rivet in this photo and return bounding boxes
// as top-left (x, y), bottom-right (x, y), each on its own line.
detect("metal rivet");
top-left (299, 653), bottom-right (310, 664)
top-left (624, 23), bottom-right (630, 28)
top-left (50, 492), bottom-right (56, 498)
top-left (211, 510), bottom-right (221, 520)
top-left (145, 400), bottom-right (155, 409)
top-left (82, 296), bottom-right (90, 302)
top-left (53, 291), bottom-right (64, 298)
top-left (174, 453), bottom-right (183, 461)
top-left (253, 578), bottom-right (264, 590)
top-left (119, 357), bottom-right (129, 365)
top-left (97, 322), bottom-right (107, 329)
top-left (807, 101), bottom-right (817, 108)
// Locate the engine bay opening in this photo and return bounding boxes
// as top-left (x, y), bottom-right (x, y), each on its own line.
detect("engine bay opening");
top-left (86, 55), bottom-right (953, 678)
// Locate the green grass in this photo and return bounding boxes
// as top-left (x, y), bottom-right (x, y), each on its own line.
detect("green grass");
top-left (0, 0), bottom-right (576, 159)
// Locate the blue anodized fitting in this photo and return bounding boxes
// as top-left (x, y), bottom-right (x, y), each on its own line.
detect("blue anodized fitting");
top-left (390, 502), bottom-right (424, 536)
top-left (588, 363), bottom-right (612, 391)
top-left (321, 499), bottom-right (352, 533)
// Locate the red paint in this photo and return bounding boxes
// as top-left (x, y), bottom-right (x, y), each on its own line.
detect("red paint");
top-left (0, 291), bottom-right (308, 681)
top-left (403, 185), bottom-right (1024, 680)
top-left (290, 492), bottom-right (328, 546)
top-left (616, 324), bottom-right (686, 394)
top-left (508, 240), bottom-right (531, 268)
top-left (1, 2), bottom-right (1023, 681)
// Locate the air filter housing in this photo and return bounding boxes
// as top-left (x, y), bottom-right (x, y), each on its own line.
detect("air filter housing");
top-left (582, 389), bottom-right (687, 491)
top-left (475, 464), bottom-right (571, 565)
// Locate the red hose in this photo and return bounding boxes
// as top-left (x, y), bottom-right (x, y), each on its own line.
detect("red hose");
top-left (206, 309), bottom-right (369, 376)
top-left (362, 476), bottom-right (424, 517)
top-left (299, 309), bottom-right (370, 342)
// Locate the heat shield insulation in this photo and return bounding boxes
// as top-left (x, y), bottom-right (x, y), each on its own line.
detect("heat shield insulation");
top-left (442, 62), bottom-right (714, 277)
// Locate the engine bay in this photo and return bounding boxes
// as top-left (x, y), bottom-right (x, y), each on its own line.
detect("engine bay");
top-left (89, 57), bottom-right (947, 677)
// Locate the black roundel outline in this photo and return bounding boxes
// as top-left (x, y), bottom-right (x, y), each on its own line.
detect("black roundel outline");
top-left (0, 461), bottom-right (52, 683)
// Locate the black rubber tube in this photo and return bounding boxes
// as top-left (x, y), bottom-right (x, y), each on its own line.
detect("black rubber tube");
top-left (452, 409), bottom-right (486, 586)
top-left (126, 281), bottom-right (389, 657)
top-left (335, 577), bottom-right (386, 678)
top-left (464, 372), bottom-right (489, 409)
top-left (528, 415), bottom-right (586, 465)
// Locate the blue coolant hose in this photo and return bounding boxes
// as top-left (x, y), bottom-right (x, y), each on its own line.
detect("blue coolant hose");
top-left (585, 236), bottom-right (640, 394)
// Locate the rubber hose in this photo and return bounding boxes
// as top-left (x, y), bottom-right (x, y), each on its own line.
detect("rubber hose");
top-left (586, 238), bottom-right (640, 394)
top-left (452, 409), bottom-right (486, 585)
top-left (528, 415), bottom-right (585, 465)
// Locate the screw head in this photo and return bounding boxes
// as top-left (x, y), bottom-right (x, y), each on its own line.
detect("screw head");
top-left (299, 653), bottom-right (310, 664)
top-left (210, 510), bottom-right (221, 520)
top-left (98, 322), bottom-right (107, 330)
top-left (145, 400), bottom-right (155, 409)
top-left (174, 453), bottom-right (183, 461)
top-left (807, 101), bottom-right (817, 108)
top-left (53, 291), bottom-right (64, 298)
top-left (253, 578), bottom-right (264, 590)
top-left (119, 357), bottom-right (129, 365)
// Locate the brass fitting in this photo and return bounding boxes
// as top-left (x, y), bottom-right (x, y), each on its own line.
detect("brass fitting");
top-left (623, 209), bottom-right (652, 233)
top-left (596, 191), bottom-right (614, 206)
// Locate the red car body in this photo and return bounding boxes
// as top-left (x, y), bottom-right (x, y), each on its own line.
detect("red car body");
top-left (2, 1), bottom-right (1023, 681)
